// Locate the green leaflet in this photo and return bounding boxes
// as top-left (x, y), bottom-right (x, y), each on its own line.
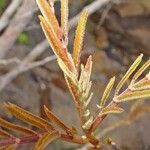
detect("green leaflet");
top-left (133, 78), bottom-right (150, 90)
top-left (116, 89), bottom-right (150, 102)
top-left (102, 106), bottom-right (124, 115)
top-left (78, 63), bottom-right (92, 96)
top-left (61, 0), bottom-right (69, 39)
top-left (78, 57), bottom-right (93, 103)
top-left (73, 10), bottom-right (88, 65)
top-left (132, 59), bottom-right (150, 81)
top-left (44, 106), bottom-right (72, 134)
top-left (116, 54), bottom-right (143, 93)
top-left (84, 92), bottom-right (93, 108)
top-left (58, 58), bottom-right (77, 84)
top-left (0, 128), bottom-right (12, 138)
top-left (78, 60), bottom-right (93, 122)
top-left (17, 33), bottom-right (30, 45)
top-left (5, 103), bottom-right (54, 131)
top-left (0, 118), bottom-right (36, 135)
top-left (36, 0), bottom-right (59, 34)
top-left (82, 116), bottom-right (93, 130)
top-left (83, 109), bottom-right (90, 117)
top-left (33, 131), bottom-right (59, 150)
top-left (99, 77), bottom-right (115, 108)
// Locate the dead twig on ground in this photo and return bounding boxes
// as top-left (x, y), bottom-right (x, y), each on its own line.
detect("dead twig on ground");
top-left (0, 0), bottom-right (36, 59)
top-left (0, 55), bottom-right (56, 92)
top-left (0, 0), bottom-right (23, 32)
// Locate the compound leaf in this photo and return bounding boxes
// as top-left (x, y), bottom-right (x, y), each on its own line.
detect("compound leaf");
top-left (4, 103), bottom-right (54, 131)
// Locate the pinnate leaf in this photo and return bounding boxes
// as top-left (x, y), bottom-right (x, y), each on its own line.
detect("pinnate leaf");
top-left (4, 103), bottom-right (54, 131)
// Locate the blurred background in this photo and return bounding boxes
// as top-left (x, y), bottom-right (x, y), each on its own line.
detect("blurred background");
top-left (0, 0), bottom-right (149, 149)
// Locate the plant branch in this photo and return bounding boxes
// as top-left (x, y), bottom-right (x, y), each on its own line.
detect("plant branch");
top-left (0, 132), bottom-right (88, 147)
top-left (0, 55), bottom-right (56, 92)
top-left (0, 57), bottom-right (21, 66)
top-left (78, 102), bottom-right (150, 150)
top-left (0, 0), bottom-right (36, 59)
top-left (69, 0), bottom-right (113, 28)
top-left (89, 72), bottom-right (150, 132)
top-left (89, 101), bottom-right (118, 132)
top-left (0, 0), bottom-right (23, 31)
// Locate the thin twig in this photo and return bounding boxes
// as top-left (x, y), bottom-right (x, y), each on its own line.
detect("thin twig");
top-left (69, 0), bottom-right (111, 28)
top-left (99, 1), bottom-right (114, 26)
top-left (89, 101), bottom-right (118, 132)
top-left (0, 0), bottom-right (36, 59)
top-left (23, 40), bottom-right (49, 63)
top-left (0, 0), bottom-right (23, 31)
top-left (0, 55), bottom-right (56, 92)
top-left (0, 58), bottom-right (21, 66)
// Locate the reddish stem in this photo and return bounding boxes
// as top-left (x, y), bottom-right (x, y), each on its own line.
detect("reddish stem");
top-left (89, 87), bottom-right (133, 132)
top-left (89, 101), bottom-right (118, 132)
top-left (0, 132), bottom-right (88, 148)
